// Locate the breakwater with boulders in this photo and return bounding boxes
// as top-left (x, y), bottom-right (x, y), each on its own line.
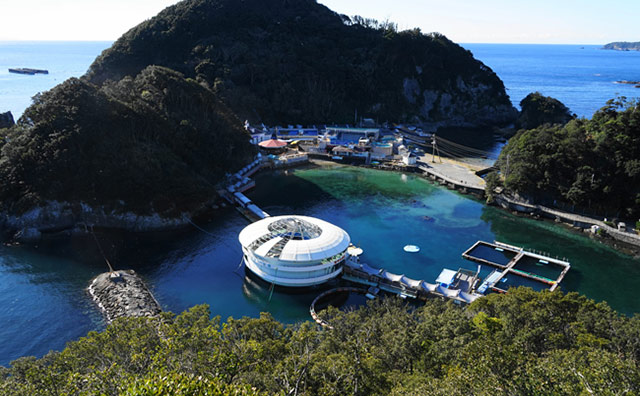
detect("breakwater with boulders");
top-left (88, 270), bottom-right (162, 322)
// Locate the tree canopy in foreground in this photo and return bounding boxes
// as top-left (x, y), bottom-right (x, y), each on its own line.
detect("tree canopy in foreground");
top-left (1, 288), bottom-right (638, 395)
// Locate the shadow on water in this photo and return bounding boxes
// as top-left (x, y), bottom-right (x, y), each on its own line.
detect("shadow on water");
top-left (245, 167), bottom-right (345, 210)
top-left (241, 268), bottom-right (334, 320)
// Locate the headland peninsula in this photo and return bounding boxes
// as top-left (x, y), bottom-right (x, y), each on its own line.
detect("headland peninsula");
top-left (603, 41), bottom-right (640, 51)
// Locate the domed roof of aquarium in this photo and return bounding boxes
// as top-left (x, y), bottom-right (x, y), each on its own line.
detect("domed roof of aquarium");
top-left (239, 215), bottom-right (350, 262)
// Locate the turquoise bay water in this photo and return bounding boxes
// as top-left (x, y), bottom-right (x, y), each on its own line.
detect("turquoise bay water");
top-left (3, 164), bottom-right (638, 366)
top-left (463, 44), bottom-right (640, 118)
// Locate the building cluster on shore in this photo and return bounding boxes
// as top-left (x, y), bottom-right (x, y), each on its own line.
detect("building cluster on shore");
top-left (245, 120), bottom-right (430, 166)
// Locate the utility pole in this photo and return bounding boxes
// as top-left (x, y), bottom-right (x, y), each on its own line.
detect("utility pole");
top-left (505, 153), bottom-right (510, 178)
top-left (431, 134), bottom-right (442, 163)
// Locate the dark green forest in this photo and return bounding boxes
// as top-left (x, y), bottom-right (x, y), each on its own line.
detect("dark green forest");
top-left (0, 66), bottom-right (253, 215)
top-left (516, 92), bottom-right (574, 130)
top-left (86, 0), bottom-right (515, 126)
top-left (489, 98), bottom-right (640, 219)
top-left (1, 289), bottom-right (638, 395)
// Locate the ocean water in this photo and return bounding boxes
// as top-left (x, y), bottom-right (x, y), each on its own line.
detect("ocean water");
top-left (0, 41), bottom-right (112, 119)
top-left (1, 42), bottom-right (640, 366)
top-left (463, 44), bottom-right (640, 118)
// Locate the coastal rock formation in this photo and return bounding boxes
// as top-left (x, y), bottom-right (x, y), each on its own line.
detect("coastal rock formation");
top-left (0, 111), bottom-right (14, 129)
top-left (616, 80), bottom-right (640, 88)
top-left (516, 92), bottom-right (574, 130)
top-left (88, 269), bottom-right (162, 322)
top-left (2, 201), bottom-right (193, 243)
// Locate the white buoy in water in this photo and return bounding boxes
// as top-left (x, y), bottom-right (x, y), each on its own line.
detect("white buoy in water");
top-left (403, 245), bottom-right (420, 253)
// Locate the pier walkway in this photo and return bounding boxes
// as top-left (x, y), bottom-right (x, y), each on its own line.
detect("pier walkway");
top-left (495, 194), bottom-right (640, 248)
top-left (221, 153), bottom-right (314, 222)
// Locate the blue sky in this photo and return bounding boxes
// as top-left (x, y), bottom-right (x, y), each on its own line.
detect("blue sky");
top-left (0, 0), bottom-right (638, 43)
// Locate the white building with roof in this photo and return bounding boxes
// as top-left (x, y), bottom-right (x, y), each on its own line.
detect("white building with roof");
top-left (238, 215), bottom-right (351, 287)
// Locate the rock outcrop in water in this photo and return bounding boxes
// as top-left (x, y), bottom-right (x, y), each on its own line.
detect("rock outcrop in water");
top-left (516, 92), bottom-right (574, 130)
top-left (88, 270), bottom-right (162, 322)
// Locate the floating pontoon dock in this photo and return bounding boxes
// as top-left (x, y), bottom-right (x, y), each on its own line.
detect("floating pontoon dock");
top-left (462, 241), bottom-right (571, 292)
top-left (340, 240), bottom-right (571, 306)
top-left (341, 260), bottom-right (482, 304)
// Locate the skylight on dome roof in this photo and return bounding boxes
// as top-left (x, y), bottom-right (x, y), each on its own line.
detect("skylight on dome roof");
top-left (267, 217), bottom-right (322, 241)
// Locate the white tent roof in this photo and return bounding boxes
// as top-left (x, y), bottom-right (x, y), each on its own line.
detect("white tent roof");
top-left (239, 215), bottom-right (350, 262)
top-left (435, 269), bottom-right (457, 285)
top-left (360, 263), bottom-right (382, 276)
top-left (402, 276), bottom-right (423, 288)
top-left (381, 271), bottom-right (404, 283)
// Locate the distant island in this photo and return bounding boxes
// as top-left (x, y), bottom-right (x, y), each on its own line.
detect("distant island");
top-left (602, 41), bottom-right (640, 51)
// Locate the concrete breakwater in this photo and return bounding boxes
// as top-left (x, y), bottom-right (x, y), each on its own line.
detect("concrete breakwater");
top-left (88, 270), bottom-right (161, 322)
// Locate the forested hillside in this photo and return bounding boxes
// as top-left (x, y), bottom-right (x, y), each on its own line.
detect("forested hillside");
top-left (603, 41), bottom-right (640, 51)
top-left (490, 98), bottom-right (640, 219)
top-left (1, 0), bottom-right (517, 233)
top-left (0, 66), bottom-right (253, 216)
top-left (86, 0), bottom-right (516, 126)
top-left (1, 289), bottom-right (638, 395)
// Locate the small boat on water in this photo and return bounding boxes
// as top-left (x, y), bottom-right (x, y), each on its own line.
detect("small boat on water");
top-left (8, 68), bottom-right (49, 75)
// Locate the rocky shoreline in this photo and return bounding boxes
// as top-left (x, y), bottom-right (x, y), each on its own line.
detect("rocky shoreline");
top-left (88, 270), bottom-right (162, 322)
top-left (0, 199), bottom-right (229, 244)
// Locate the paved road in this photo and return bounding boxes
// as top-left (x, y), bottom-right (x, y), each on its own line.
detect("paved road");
top-left (418, 155), bottom-right (486, 190)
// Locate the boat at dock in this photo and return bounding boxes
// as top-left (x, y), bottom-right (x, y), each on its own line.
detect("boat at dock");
top-left (8, 68), bottom-right (49, 75)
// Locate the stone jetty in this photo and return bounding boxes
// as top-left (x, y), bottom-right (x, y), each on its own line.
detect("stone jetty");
top-left (88, 270), bottom-right (162, 322)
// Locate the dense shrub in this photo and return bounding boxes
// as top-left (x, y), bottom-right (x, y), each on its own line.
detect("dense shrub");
top-left (1, 289), bottom-right (638, 395)
top-left (496, 97), bottom-right (640, 219)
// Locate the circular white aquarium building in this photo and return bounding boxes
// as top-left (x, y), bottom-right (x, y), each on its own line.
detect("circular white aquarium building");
top-left (239, 215), bottom-right (351, 287)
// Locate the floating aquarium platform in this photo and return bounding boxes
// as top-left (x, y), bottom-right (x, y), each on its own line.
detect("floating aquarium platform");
top-left (462, 241), bottom-right (570, 292)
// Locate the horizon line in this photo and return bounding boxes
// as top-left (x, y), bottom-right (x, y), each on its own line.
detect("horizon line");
top-left (0, 39), bottom-right (610, 46)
